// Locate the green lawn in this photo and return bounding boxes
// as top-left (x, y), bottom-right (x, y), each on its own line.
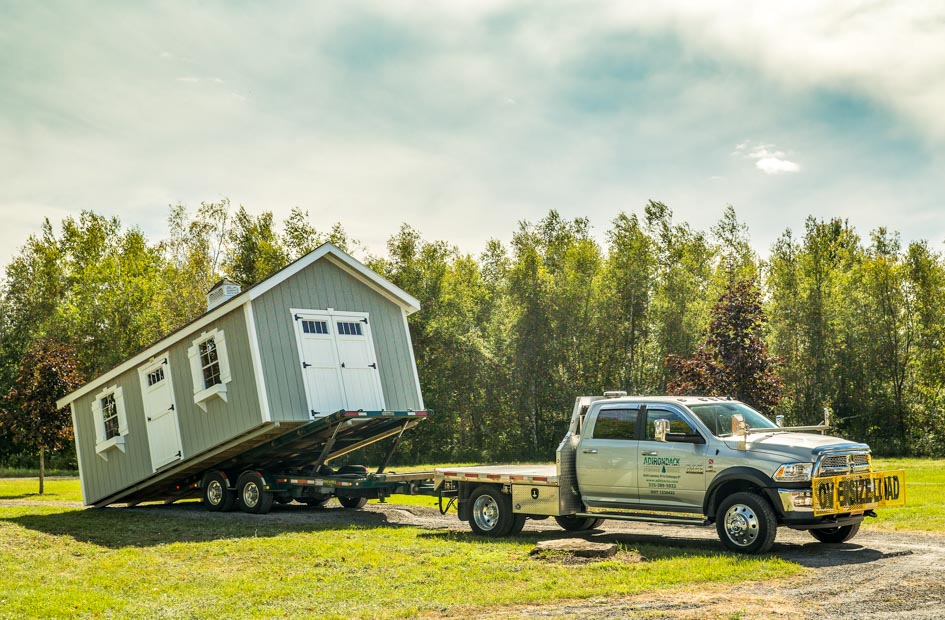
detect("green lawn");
top-left (0, 458), bottom-right (940, 618)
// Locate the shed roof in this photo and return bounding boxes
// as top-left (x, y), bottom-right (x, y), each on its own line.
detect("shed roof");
top-left (57, 243), bottom-right (420, 408)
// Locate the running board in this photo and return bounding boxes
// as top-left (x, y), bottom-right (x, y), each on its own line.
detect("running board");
top-left (576, 512), bottom-right (709, 526)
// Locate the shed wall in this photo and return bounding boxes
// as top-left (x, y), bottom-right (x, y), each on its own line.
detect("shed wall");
top-left (252, 258), bottom-right (422, 422)
top-left (73, 306), bottom-right (262, 504)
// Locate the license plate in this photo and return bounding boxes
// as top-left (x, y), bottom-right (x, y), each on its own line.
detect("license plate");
top-left (811, 470), bottom-right (906, 516)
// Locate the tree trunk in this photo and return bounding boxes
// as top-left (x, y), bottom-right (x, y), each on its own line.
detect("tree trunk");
top-left (39, 446), bottom-right (45, 496)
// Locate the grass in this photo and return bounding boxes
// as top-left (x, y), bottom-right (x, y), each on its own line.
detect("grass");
top-left (868, 458), bottom-right (945, 531)
top-left (0, 457), bottom-right (941, 618)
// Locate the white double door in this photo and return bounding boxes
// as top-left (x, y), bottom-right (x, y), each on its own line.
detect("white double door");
top-left (293, 309), bottom-right (385, 416)
top-left (138, 354), bottom-right (183, 471)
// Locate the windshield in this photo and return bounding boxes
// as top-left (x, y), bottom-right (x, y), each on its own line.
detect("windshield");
top-left (688, 402), bottom-right (778, 437)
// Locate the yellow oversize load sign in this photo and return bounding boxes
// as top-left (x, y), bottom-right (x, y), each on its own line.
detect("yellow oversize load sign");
top-left (811, 470), bottom-right (906, 516)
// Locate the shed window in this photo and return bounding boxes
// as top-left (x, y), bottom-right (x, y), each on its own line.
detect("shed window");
top-left (302, 320), bottom-right (329, 335)
top-left (188, 328), bottom-right (232, 412)
top-left (92, 385), bottom-right (128, 459)
top-left (146, 367), bottom-right (165, 387)
top-left (337, 321), bottom-right (363, 336)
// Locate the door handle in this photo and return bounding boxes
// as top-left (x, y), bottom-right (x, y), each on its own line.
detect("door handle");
top-left (642, 450), bottom-right (658, 456)
top-left (582, 449), bottom-right (598, 454)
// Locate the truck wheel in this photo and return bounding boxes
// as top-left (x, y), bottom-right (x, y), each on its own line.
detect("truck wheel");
top-left (237, 471), bottom-right (274, 515)
top-left (338, 496), bottom-right (368, 509)
top-left (809, 523), bottom-right (860, 544)
top-left (716, 492), bottom-right (777, 554)
top-left (202, 471), bottom-right (235, 512)
top-left (509, 514), bottom-right (527, 535)
top-left (554, 515), bottom-right (604, 531)
top-left (468, 485), bottom-right (516, 536)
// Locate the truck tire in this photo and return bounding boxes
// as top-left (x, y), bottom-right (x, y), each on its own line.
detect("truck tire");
top-left (338, 496), bottom-right (368, 509)
top-left (809, 523), bottom-right (860, 544)
top-left (236, 471), bottom-right (274, 515)
top-left (715, 492), bottom-right (777, 554)
top-left (554, 515), bottom-right (604, 531)
top-left (509, 514), bottom-right (527, 535)
top-left (468, 485), bottom-right (516, 537)
top-left (202, 471), bottom-right (235, 512)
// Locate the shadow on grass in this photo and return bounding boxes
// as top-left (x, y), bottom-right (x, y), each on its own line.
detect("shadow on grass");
top-left (416, 526), bottom-right (896, 568)
top-left (1, 502), bottom-right (420, 549)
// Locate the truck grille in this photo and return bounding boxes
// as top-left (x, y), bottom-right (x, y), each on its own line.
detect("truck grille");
top-left (816, 453), bottom-right (871, 476)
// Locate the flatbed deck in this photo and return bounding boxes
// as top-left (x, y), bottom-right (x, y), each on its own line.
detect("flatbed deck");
top-left (435, 464), bottom-right (559, 486)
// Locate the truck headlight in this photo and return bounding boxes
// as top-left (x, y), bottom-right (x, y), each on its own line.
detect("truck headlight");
top-left (773, 462), bottom-right (813, 482)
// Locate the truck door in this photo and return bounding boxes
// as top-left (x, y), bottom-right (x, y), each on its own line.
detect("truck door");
top-left (636, 407), bottom-right (707, 512)
top-left (575, 406), bottom-right (640, 508)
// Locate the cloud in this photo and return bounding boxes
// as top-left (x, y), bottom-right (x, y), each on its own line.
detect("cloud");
top-left (733, 141), bottom-right (800, 175)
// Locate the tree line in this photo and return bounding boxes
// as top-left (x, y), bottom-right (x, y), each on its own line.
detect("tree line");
top-left (1, 200), bottom-right (943, 470)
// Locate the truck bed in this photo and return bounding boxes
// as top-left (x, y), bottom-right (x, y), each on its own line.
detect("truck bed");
top-left (435, 464), bottom-right (559, 486)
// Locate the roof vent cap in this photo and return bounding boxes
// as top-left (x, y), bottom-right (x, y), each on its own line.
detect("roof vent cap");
top-left (206, 279), bottom-right (241, 311)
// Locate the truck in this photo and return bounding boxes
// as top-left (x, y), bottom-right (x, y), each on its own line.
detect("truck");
top-left (434, 394), bottom-right (906, 554)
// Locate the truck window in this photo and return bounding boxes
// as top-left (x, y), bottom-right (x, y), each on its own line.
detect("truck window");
top-left (688, 402), bottom-right (777, 436)
top-left (645, 409), bottom-right (696, 440)
top-left (591, 408), bottom-right (638, 440)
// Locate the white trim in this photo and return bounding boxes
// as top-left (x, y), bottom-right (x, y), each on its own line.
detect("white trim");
top-left (401, 308), bottom-right (425, 410)
top-left (244, 301), bottom-right (272, 423)
top-left (69, 403), bottom-right (88, 505)
top-left (187, 328), bottom-right (231, 412)
top-left (57, 243), bottom-right (419, 410)
top-left (93, 385), bottom-right (128, 460)
top-left (247, 244), bottom-right (421, 315)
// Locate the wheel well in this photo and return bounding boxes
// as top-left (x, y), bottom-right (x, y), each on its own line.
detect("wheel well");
top-left (706, 479), bottom-right (764, 521)
top-left (457, 482), bottom-right (506, 521)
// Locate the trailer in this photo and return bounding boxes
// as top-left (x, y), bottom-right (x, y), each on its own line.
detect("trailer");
top-left (160, 409), bottom-right (435, 513)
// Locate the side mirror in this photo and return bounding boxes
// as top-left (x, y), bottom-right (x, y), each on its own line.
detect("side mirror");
top-left (731, 413), bottom-right (747, 435)
top-left (653, 419), bottom-right (670, 442)
top-left (775, 415), bottom-right (785, 427)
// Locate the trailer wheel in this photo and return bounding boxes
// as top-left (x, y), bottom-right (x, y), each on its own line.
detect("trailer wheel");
top-left (554, 515), bottom-right (604, 531)
top-left (716, 492), bottom-right (777, 554)
top-left (338, 496), bottom-right (368, 509)
top-left (236, 471), bottom-right (274, 515)
top-left (809, 523), bottom-right (860, 544)
top-left (468, 485), bottom-right (516, 537)
top-left (202, 471), bottom-right (235, 512)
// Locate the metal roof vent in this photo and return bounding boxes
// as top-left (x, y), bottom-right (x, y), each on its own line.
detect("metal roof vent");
top-left (206, 279), bottom-right (241, 311)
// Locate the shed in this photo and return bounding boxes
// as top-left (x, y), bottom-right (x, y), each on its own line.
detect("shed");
top-left (56, 243), bottom-right (423, 506)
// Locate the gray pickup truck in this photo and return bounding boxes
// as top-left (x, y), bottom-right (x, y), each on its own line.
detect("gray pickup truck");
top-left (436, 394), bottom-right (905, 553)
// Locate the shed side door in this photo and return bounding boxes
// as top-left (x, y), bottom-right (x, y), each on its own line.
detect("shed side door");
top-left (333, 312), bottom-right (385, 411)
top-left (294, 312), bottom-right (346, 416)
top-left (139, 354), bottom-right (183, 471)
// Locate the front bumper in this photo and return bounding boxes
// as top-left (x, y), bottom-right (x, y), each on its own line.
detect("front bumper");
top-left (772, 487), bottom-right (872, 529)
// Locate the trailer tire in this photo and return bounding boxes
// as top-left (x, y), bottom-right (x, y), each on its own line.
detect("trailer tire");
top-left (338, 496), bottom-right (368, 509)
top-left (202, 471), bottom-right (235, 512)
top-left (716, 492), bottom-right (777, 554)
top-left (236, 471), bottom-right (274, 515)
top-left (809, 523), bottom-right (860, 544)
top-left (554, 515), bottom-right (603, 531)
top-left (468, 485), bottom-right (516, 537)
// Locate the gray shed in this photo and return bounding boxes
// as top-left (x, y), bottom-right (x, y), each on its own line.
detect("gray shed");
top-left (56, 243), bottom-right (423, 506)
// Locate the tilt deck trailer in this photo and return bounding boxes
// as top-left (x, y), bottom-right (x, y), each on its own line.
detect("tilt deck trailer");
top-left (164, 409), bottom-right (436, 514)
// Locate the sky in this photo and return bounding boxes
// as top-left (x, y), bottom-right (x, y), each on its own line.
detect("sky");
top-left (2, 1), bottom-right (944, 268)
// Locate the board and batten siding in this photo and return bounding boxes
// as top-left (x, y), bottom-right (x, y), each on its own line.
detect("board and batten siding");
top-left (74, 305), bottom-right (263, 505)
top-left (252, 258), bottom-right (422, 423)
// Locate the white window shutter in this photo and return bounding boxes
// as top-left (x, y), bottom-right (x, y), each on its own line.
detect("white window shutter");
top-left (188, 342), bottom-right (202, 394)
top-left (91, 398), bottom-right (105, 444)
top-left (216, 331), bottom-right (231, 384)
top-left (114, 387), bottom-right (128, 436)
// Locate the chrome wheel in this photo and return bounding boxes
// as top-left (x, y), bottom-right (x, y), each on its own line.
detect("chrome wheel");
top-left (242, 482), bottom-right (260, 509)
top-left (472, 493), bottom-right (500, 532)
top-left (207, 480), bottom-right (224, 506)
top-left (723, 503), bottom-right (760, 547)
